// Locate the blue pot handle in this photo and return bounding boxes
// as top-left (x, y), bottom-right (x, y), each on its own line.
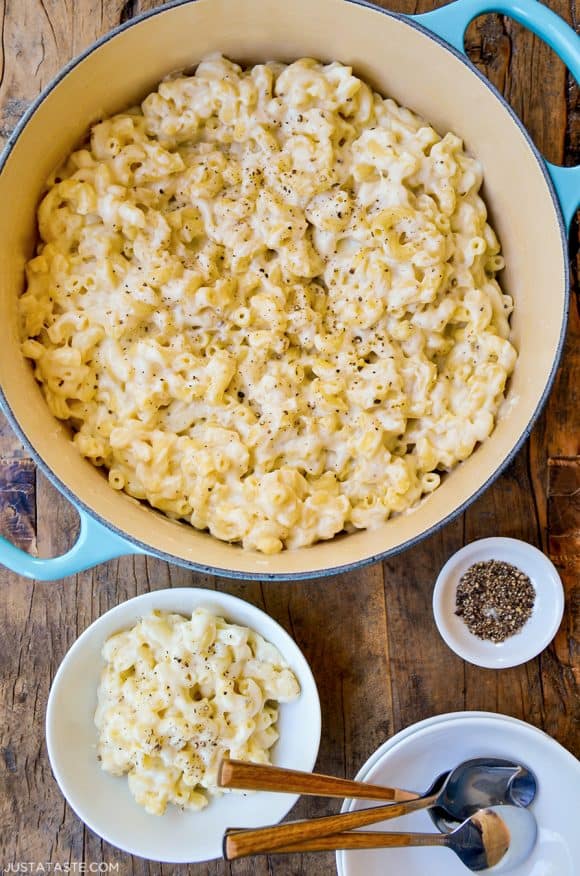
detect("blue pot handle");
top-left (0, 505), bottom-right (142, 581)
top-left (413, 0), bottom-right (580, 230)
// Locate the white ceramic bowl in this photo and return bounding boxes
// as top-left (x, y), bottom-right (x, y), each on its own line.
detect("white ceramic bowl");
top-left (336, 711), bottom-right (580, 876)
top-left (432, 537), bottom-right (564, 668)
top-left (45, 587), bottom-right (321, 863)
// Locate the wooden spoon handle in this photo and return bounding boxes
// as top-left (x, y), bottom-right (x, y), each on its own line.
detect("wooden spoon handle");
top-left (224, 829), bottom-right (443, 859)
top-left (218, 759), bottom-right (419, 802)
top-left (223, 793), bottom-right (438, 860)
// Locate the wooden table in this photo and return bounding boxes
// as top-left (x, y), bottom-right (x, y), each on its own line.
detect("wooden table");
top-left (1, 1), bottom-right (578, 873)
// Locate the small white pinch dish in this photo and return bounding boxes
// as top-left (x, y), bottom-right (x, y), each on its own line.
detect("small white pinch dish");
top-left (433, 537), bottom-right (564, 669)
top-left (45, 587), bottom-right (321, 863)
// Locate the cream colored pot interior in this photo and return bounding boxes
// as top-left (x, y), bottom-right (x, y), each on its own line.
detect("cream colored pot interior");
top-left (0, 0), bottom-right (565, 576)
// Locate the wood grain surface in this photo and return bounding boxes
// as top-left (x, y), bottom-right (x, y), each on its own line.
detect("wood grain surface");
top-left (0, 1), bottom-right (578, 874)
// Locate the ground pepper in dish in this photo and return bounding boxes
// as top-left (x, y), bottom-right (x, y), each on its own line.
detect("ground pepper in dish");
top-left (455, 560), bottom-right (535, 643)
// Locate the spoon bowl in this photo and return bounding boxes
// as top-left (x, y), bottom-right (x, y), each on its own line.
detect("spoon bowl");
top-left (429, 758), bottom-right (538, 832)
top-left (427, 805), bottom-right (537, 872)
top-left (481, 806), bottom-right (539, 873)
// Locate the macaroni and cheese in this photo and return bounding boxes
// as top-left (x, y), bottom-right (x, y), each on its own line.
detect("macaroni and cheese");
top-left (20, 55), bottom-right (517, 553)
top-left (94, 607), bottom-right (300, 815)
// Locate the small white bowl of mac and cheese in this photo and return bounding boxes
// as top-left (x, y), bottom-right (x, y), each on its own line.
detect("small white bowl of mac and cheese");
top-left (45, 588), bottom-right (321, 863)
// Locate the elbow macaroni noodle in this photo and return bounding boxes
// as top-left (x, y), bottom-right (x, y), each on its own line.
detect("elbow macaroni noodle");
top-left (94, 608), bottom-right (300, 815)
top-left (20, 55), bottom-right (517, 553)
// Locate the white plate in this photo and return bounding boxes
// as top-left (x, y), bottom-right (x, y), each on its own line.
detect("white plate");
top-left (46, 588), bottom-right (321, 863)
top-left (337, 711), bottom-right (580, 876)
top-left (433, 538), bottom-right (564, 668)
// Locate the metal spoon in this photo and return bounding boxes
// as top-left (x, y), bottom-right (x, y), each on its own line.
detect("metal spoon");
top-left (218, 757), bottom-right (537, 835)
top-left (224, 805), bottom-right (538, 871)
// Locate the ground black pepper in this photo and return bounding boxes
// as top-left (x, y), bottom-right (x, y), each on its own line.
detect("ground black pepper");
top-left (455, 559), bottom-right (535, 643)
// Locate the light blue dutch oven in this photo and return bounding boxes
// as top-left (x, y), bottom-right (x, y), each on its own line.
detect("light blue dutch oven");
top-left (0, 0), bottom-right (578, 581)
